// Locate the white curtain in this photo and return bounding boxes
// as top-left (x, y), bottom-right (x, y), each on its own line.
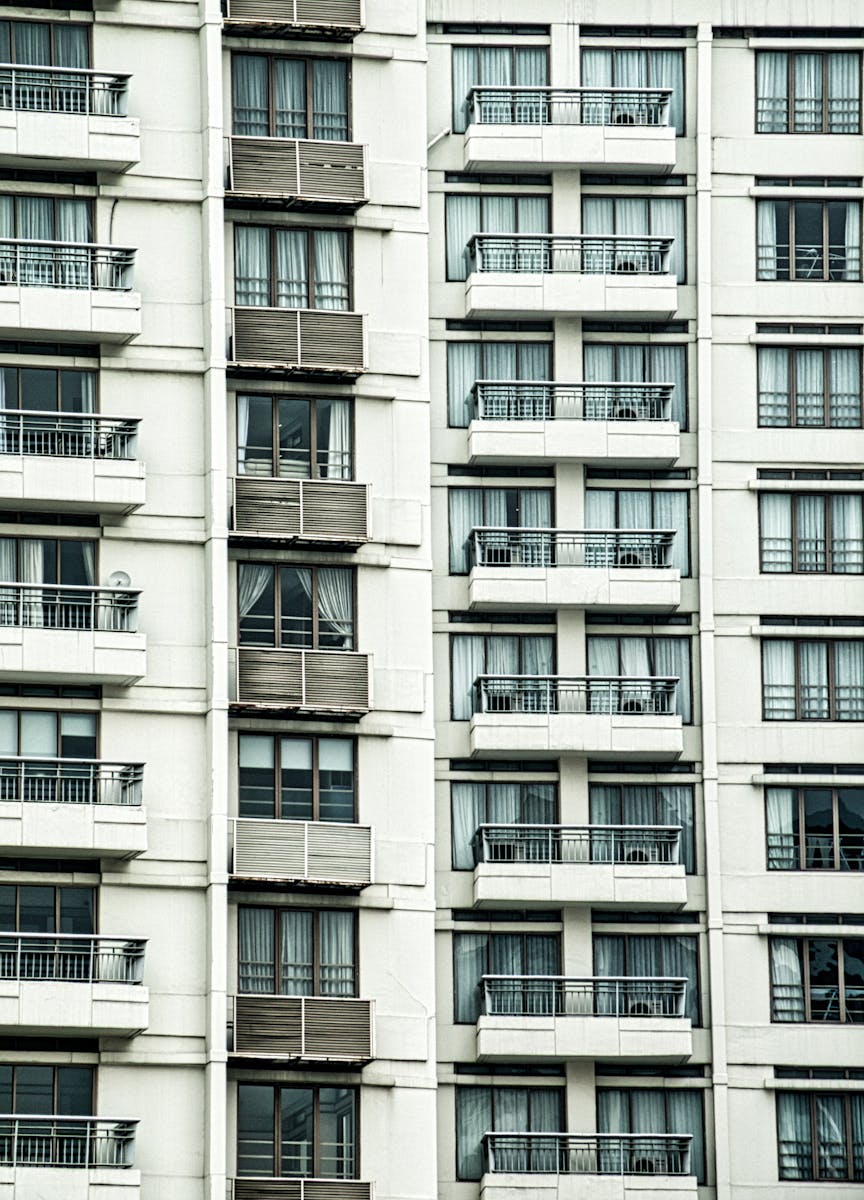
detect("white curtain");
top-left (757, 201), bottom-right (779, 280)
top-left (312, 60), bottom-right (348, 140)
top-left (797, 495), bottom-right (826, 571)
top-left (19, 538), bottom-right (44, 630)
top-left (451, 47), bottom-right (478, 133)
top-left (651, 197), bottom-right (686, 282)
top-left (757, 52), bottom-right (789, 132)
top-left (763, 640), bottom-right (796, 719)
top-left (238, 908), bottom-right (275, 993)
top-left (451, 782), bottom-right (487, 869)
top-left (760, 494), bottom-right (793, 571)
top-left (792, 53), bottom-right (822, 132)
top-left (451, 635), bottom-right (485, 719)
top-left (521, 635), bottom-right (553, 678)
top-left (235, 227), bottom-right (270, 306)
top-left (832, 495), bottom-right (863, 574)
top-left (56, 200), bottom-right (91, 289)
top-left (650, 344), bottom-right (687, 427)
top-left (313, 231), bottom-right (349, 310)
top-left (12, 21), bottom-right (50, 65)
top-left (232, 56), bottom-right (269, 136)
top-left (796, 349), bottom-right (825, 425)
top-left (236, 395), bottom-right (251, 474)
top-left (446, 196), bottom-right (480, 281)
top-left (281, 909), bottom-right (313, 994)
top-left (0, 538), bottom-right (15, 625)
top-left (449, 488), bottom-right (483, 574)
top-left (766, 787), bottom-right (797, 869)
top-left (316, 567), bottom-right (353, 647)
top-left (454, 933), bottom-right (488, 1023)
top-left (455, 1087), bottom-right (493, 1180)
top-left (276, 229), bottom-right (308, 308)
top-left (777, 1093), bottom-right (812, 1179)
top-left (758, 347), bottom-right (791, 426)
top-left (447, 343), bottom-right (482, 427)
top-left (843, 202), bottom-right (861, 281)
top-left (274, 58), bottom-right (305, 137)
top-left (321, 398), bottom-right (351, 479)
top-left (667, 1092), bottom-right (705, 1182)
top-left (585, 489), bottom-right (616, 528)
top-left (771, 938), bottom-right (805, 1020)
top-left (654, 637), bottom-right (692, 721)
top-left (828, 52), bottom-right (861, 134)
top-left (829, 348), bottom-right (862, 427)
top-left (319, 910), bottom-right (354, 996)
top-left (799, 641), bottom-right (828, 718)
top-left (588, 636), bottom-right (619, 677)
top-left (816, 1096), bottom-right (848, 1179)
top-left (658, 784), bottom-right (695, 872)
top-left (238, 563), bottom-right (272, 626)
top-left (648, 49), bottom-right (685, 134)
top-left (835, 640), bottom-right (864, 720)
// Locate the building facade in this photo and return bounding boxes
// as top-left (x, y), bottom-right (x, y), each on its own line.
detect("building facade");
top-left (0, 0), bottom-right (860, 1199)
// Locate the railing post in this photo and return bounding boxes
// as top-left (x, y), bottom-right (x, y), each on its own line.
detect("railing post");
top-left (15, 934), bottom-right (20, 982)
top-left (11, 1115), bottom-right (17, 1168)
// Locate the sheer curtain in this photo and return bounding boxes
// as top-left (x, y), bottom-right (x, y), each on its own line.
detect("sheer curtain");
top-left (796, 349), bottom-right (825, 425)
top-left (320, 398), bottom-right (351, 479)
top-left (316, 568), bottom-right (353, 648)
top-left (281, 910), bottom-right (313, 994)
top-left (835, 640), bottom-right (864, 720)
top-left (844, 202), bottom-right (861, 281)
top-left (273, 58), bottom-right (305, 137)
top-left (588, 636), bottom-right (619, 677)
top-left (829, 348), bottom-right (862, 426)
top-left (757, 201), bottom-right (778, 279)
top-left (313, 231), bottom-right (349, 309)
top-left (771, 938), bottom-right (804, 1021)
top-left (653, 634), bottom-right (691, 720)
top-left (649, 49), bottom-right (685, 134)
top-left (667, 1092), bottom-right (705, 1182)
top-left (233, 56), bottom-right (269, 135)
top-left (651, 197), bottom-right (686, 281)
top-left (799, 641), bottom-right (829, 718)
top-left (235, 227), bottom-right (270, 306)
top-left (521, 635), bottom-right (553, 678)
top-left (650, 344), bottom-right (686, 427)
top-left (763, 640), bottom-right (796, 719)
top-left (793, 53), bottom-right (822, 132)
top-left (449, 488), bottom-right (483, 574)
top-left (451, 47), bottom-right (478, 133)
top-left (452, 782), bottom-right (486, 869)
top-left (0, 538), bottom-right (15, 625)
top-left (797, 495), bottom-right (826, 571)
top-left (658, 785), bottom-right (695, 873)
top-left (816, 1096), bottom-right (848, 1179)
top-left (452, 635), bottom-right (485, 719)
top-left (238, 908), bottom-right (275, 993)
top-left (828, 53), bottom-right (861, 134)
top-left (758, 347), bottom-right (791, 425)
top-left (652, 492), bottom-right (689, 574)
top-left (446, 196), bottom-right (480, 281)
top-left (757, 52), bottom-right (789, 132)
top-left (447, 343), bottom-right (481, 427)
top-left (238, 564), bottom-right (272, 629)
top-left (777, 1093), bottom-right (812, 1179)
top-left (319, 911), bottom-right (354, 996)
top-left (833, 495), bottom-right (864, 573)
top-left (760, 494), bottom-right (793, 571)
top-left (275, 229), bottom-right (307, 308)
top-left (56, 200), bottom-right (91, 289)
top-left (454, 934), bottom-right (487, 1022)
top-left (663, 935), bottom-right (699, 1023)
top-left (455, 1087), bottom-right (493, 1181)
top-left (766, 787), bottom-right (797, 869)
top-left (312, 60), bottom-right (348, 140)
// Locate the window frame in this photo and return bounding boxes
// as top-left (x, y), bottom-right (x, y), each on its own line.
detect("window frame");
top-left (450, 778), bottom-right (559, 870)
top-left (235, 392), bottom-right (355, 480)
top-left (0, 1063), bottom-right (94, 1115)
top-left (596, 1085), bottom-right (706, 1184)
top-left (233, 224), bottom-right (353, 310)
top-left (231, 52), bottom-right (351, 140)
top-left (758, 491), bottom-right (864, 574)
top-left (451, 44), bottom-right (551, 132)
top-left (447, 484), bottom-right (556, 575)
top-left (237, 562), bottom-right (356, 651)
top-left (757, 344), bottom-right (863, 428)
top-left (444, 192), bottom-right (552, 282)
top-left (766, 785), bottom-right (864, 872)
top-left (0, 708), bottom-right (98, 759)
top-left (755, 50), bottom-right (863, 135)
top-left (0, 365), bottom-right (99, 415)
top-left (446, 338), bottom-right (553, 429)
top-left (591, 931), bottom-right (702, 1025)
top-left (452, 927), bottom-right (561, 1023)
top-left (761, 638), bottom-right (864, 721)
top-left (580, 193), bottom-right (688, 282)
top-left (238, 732), bottom-right (357, 822)
top-left (448, 632), bottom-right (557, 720)
top-left (585, 632), bottom-right (694, 723)
top-left (237, 905), bottom-right (358, 998)
top-left (0, 883), bottom-right (96, 933)
top-left (776, 1090), bottom-right (864, 1181)
top-left (455, 1083), bottom-right (565, 1181)
top-left (0, 195), bottom-right (94, 243)
top-left (236, 1082), bottom-right (360, 1179)
top-left (0, 535), bottom-right (97, 584)
top-left (583, 487), bottom-right (691, 575)
top-left (588, 781), bottom-right (696, 873)
top-left (756, 198), bottom-right (863, 282)
top-left (0, 19), bottom-right (91, 68)
top-left (579, 45), bottom-right (686, 135)
top-left (770, 935), bottom-right (864, 1024)
top-left (582, 339), bottom-right (689, 430)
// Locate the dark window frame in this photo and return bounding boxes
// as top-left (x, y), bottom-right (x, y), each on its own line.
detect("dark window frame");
top-left (237, 562), bottom-right (356, 651)
top-left (446, 339), bottom-right (553, 429)
top-left (444, 192), bottom-right (551, 282)
top-left (236, 1082), bottom-right (360, 1179)
top-left (0, 19), bottom-right (91, 68)
top-left (756, 198), bottom-right (863, 282)
top-left (448, 632), bottom-right (557, 720)
top-left (770, 935), bottom-right (864, 1023)
top-left (455, 1083), bottom-right (565, 1181)
top-left (233, 224), bottom-right (353, 310)
top-left (452, 928), bottom-right (561, 1023)
top-left (586, 632), bottom-right (694, 723)
top-left (758, 491), bottom-right (864, 574)
top-left (766, 785), bottom-right (864, 872)
top-left (237, 905), bottom-right (358, 998)
top-left (0, 883), bottom-right (96, 933)
top-left (776, 1090), bottom-right (864, 1181)
top-left (230, 52), bottom-right (351, 140)
top-left (450, 779), bottom-right (559, 870)
top-left (235, 392), bottom-right (355, 480)
top-left (0, 195), bottom-right (94, 243)
top-left (579, 46), bottom-right (687, 135)
top-left (583, 487), bottom-right (691, 575)
top-left (451, 44), bottom-right (551, 132)
top-left (238, 732), bottom-right (357, 822)
top-left (596, 1085), bottom-right (706, 1183)
top-left (448, 484), bottom-right (556, 575)
top-left (0, 1062), bottom-right (94, 1113)
top-left (592, 931), bottom-right (702, 1025)
top-left (582, 339), bottom-right (689, 430)
top-left (761, 639), bottom-right (864, 721)
top-left (0, 707), bottom-right (98, 758)
top-left (755, 50), bottom-right (863, 135)
top-left (0, 365), bottom-right (99, 415)
top-left (757, 344), bottom-right (863, 428)
top-left (0, 536), bottom-right (97, 584)
top-left (581, 193), bottom-right (688, 282)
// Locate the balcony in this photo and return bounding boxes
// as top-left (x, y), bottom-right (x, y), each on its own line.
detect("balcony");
top-left (0, 756), bottom-right (146, 859)
top-left (230, 817), bottom-right (372, 888)
top-left (0, 933), bottom-right (147, 1037)
top-left (0, 1115), bottom-right (139, 1199)
top-left (231, 1182), bottom-right (370, 1200)
top-left (230, 993), bottom-right (373, 1063)
top-left (229, 307), bottom-right (364, 377)
top-left (476, 975), bottom-right (692, 1063)
top-left (0, 584), bottom-right (146, 686)
top-left (465, 235), bottom-right (677, 320)
top-left (232, 477), bottom-right (369, 547)
top-left (471, 823), bottom-right (687, 910)
top-left (0, 240), bottom-right (140, 344)
top-left (469, 676), bottom-right (683, 759)
top-left (0, 65), bottom-right (139, 172)
top-left (0, 411), bottom-right (144, 515)
top-left (463, 87), bottom-right (675, 173)
top-left (481, 1133), bottom-right (696, 1200)
top-left (467, 381), bottom-right (680, 466)
top-left (232, 647), bottom-right (370, 716)
top-left (228, 137), bottom-right (366, 210)
top-left (468, 529), bottom-right (679, 612)
top-left (222, 0), bottom-right (365, 39)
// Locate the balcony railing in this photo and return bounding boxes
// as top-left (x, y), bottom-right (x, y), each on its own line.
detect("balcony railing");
top-left (0, 583), bottom-right (139, 632)
top-left (475, 675), bottom-right (678, 715)
top-left (0, 756), bottom-right (143, 806)
top-left (468, 234), bottom-right (673, 275)
top-left (480, 974), bottom-right (687, 1017)
top-left (471, 528), bottom-right (674, 569)
top-left (0, 240), bottom-right (135, 290)
top-left (223, 0), bottom-right (364, 34)
top-left (0, 410), bottom-right (139, 460)
top-left (229, 137), bottom-right (366, 207)
top-left (0, 64), bottom-right (129, 116)
top-left (0, 932), bottom-right (145, 983)
top-left (472, 380), bottom-right (674, 422)
top-left (0, 1114), bottom-right (137, 1168)
top-left (467, 86), bottom-right (672, 127)
top-left (483, 1132), bottom-right (692, 1176)
top-left (472, 823), bottom-right (682, 866)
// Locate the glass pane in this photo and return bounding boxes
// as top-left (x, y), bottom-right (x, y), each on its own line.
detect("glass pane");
top-left (808, 938), bottom-right (840, 1020)
top-left (843, 938), bottom-right (864, 1023)
top-left (238, 734), bottom-right (275, 819)
top-left (19, 711), bottom-right (56, 757)
top-left (15, 1066), bottom-right (53, 1115)
top-left (802, 788), bottom-right (834, 868)
top-left (279, 567), bottom-right (313, 648)
top-left (318, 1088), bottom-right (356, 1179)
top-left (18, 885), bottom-right (55, 933)
top-left (838, 788), bottom-right (864, 870)
top-left (238, 395), bottom-right (274, 476)
top-left (18, 370), bottom-right (56, 412)
top-left (277, 398), bottom-right (311, 479)
top-left (794, 201), bottom-right (824, 279)
top-left (280, 1088), bottom-right (314, 1177)
top-left (238, 564), bottom-right (275, 645)
top-left (279, 737), bottom-right (313, 820)
top-left (55, 1067), bottom-right (93, 1116)
top-left (318, 738), bottom-right (354, 822)
top-left (58, 887), bottom-right (93, 934)
top-left (237, 1084), bottom-right (275, 1177)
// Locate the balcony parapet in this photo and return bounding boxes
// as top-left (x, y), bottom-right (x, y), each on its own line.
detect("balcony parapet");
top-left (469, 234), bottom-right (672, 276)
top-left (0, 582), bottom-right (138, 633)
top-left (474, 823), bottom-right (681, 866)
top-left (0, 240), bottom-right (134, 291)
top-left (0, 932), bottom-right (145, 984)
top-left (0, 756), bottom-right (142, 806)
top-left (0, 65), bottom-right (129, 117)
top-left (473, 380), bottom-right (674, 423)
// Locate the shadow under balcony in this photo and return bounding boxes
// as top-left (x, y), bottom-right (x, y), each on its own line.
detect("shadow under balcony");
top-left (468, 528), bottom-right (680, 612)
top-left (229, 993), bottom-right (373, 1064)
top-left (229, 307), bottom-right (364, 378)
top-left (0, 584), bottom-right (145, 686)
top-left (465, 235), bottom-right (677, 320)
top-left (471, 823), bottom-right (687, 911)
top-left (480, 1133), bottom-right (696, 1200)
top-left (231, 477), bottom-right (369, 548)
top-left (230, 817), bottom-right (372, 889)
top-left (467, 381), bottom-right (680, 467)
top-left (0, 1115), bottom-right (139, 1198)
top-left (231, 646), bottom-right (370, 717)
top-left (0, 932), bottom-right (147, 1037)
top-left (463, 86), bottom-right (675, 173)
top-left (0, 66), bottom-right (140, 172)
top-left (222, 0), bottom-right (365, 40)
top-left (476, 975), bottom-right (692, 1063)
top-left (469, 676), bottom-right (683, 759)
top-left (0, 756), bottom-right (145, 859)
top-left (0, 241), bottom-right (140, 343)
top-left (227, 137), bottom-right (366, 211)
top-left (0, 412), bottom-right (144, 515)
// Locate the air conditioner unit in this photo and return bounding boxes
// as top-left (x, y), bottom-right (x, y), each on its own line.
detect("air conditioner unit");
top-left (626, 996), bottom-right (664, 1016)
top-left (619, 697), bottom-right (647, 715)
top-left (610, 402), bottom-right (640, 421)
top-left (615, 545), bottom-right (654, 568)
top-left (622, 843), bottom-right (652, 863)
top-left (630, 1154), bottom-right (665, 1175)
top-left (612, 110), bottom-right (636, 125)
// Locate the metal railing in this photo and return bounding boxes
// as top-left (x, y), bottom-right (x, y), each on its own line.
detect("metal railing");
top-left (473, 823), bottom-right (681, 865)
top-left (0, 756), bottom-right (143, 806)
top-left (471, 528), bottom-right (674, 568)
top-left (0, 1114), bottom-right (137, 1168)
top-left (468, 234), bottom-right (673, 275)
top-left (481, 974), bottom-right (688, 1017)
top-left (472, 380), bottom-right (674, 422)
top-left (767, 832), bottom-right (864, 871)
top-left (0, 932), bottom-right (145, 983)
top-left (0, 582), bottom-right (139, 632)
top-left (0, 64), bottom-right (129, 116)
top-left (475, 675), bottom-right (679, 715)
top-left (0, 240), bottom-right (135, 290)
top-left (484, 1132), bottom-right (692, 1175)
top-left (467, 85), bottom-right (671, 127)
top-left (0, 411), bottom-right (139, 460)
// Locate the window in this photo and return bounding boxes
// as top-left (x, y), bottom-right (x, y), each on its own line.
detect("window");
top-left (757, 199), bottom-right (862, 281)
top-left (237, 1084), bottom-right (357, 1179)
top-left (453, 929), bottom-right (559, 1022)
top-left (445, 194), bottom-right (549, 282)
top-left (587, 635), bottom-right (692, 721)
top-left (0, 537), bottom-right (94, 586)
top-left (0, 195), bottom-right (91, 244)
top-left (0, 884), bottom-right (94, 933)
top-left (451, 779), bottom-right (557, 868)
top-left (760, 494), bottom-right (863, 573)
top-left (584, 489), bottom-right (690, 574)
top-left (593, 934), bottom-right (700, 1024)
top-left (238, 733), bottom-right (355, 821)
top-left (582, 196), bottom-right (686, 282)
top-left (449, 487), bottom-right (554, 573)
top-left (597, 1087), bottom-right (704, 1182)
top-left (456, 1085), bottom-right (564, 1180)
top-left (451, 633), bottom-right (554, 719)
top-left (0, 21), bottom-right (89, 68)
top-left (0, 710), bottom-right (97, 803)
top-left (0, 1064), bottom-right (92, 1122)
top-left (237, 564), bottom-right (354, 650)
top-left (452, 45), bottom-right (548, 132)
top-left (234, 226), bottom-right (350, 309)
top-left (238, 907), bottom-right (355, 995)
top-left (762, 640), bottom-right (864, 720)
top-left (770, 936), bottom-right (864, 1022)
top-left (236, 394), bottom-right (352, 479)
top-left (767, 785), bottom-right (864, 871)
top-left (0, 366), bottom-right (96, 416)
top-left (777, 1092), bottom-right (864, 1180)
top-left (232, 54), bottom-right (348, 139)
top-left (590, 783), bottom-right (695, 872)
top-left (758, 346), bottom-right (862, 427)
top-left (756, 52), bottom-right (861, 133)
top-left (584, 342), bottom-right (687, 428)
top-left (581, 48), bottom-right (685, 133)
top-left (447, 341), bottom-right (551, 427)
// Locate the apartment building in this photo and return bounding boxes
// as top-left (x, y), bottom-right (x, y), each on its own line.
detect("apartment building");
top-left (0, 0), bottom-right (860, 1198)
